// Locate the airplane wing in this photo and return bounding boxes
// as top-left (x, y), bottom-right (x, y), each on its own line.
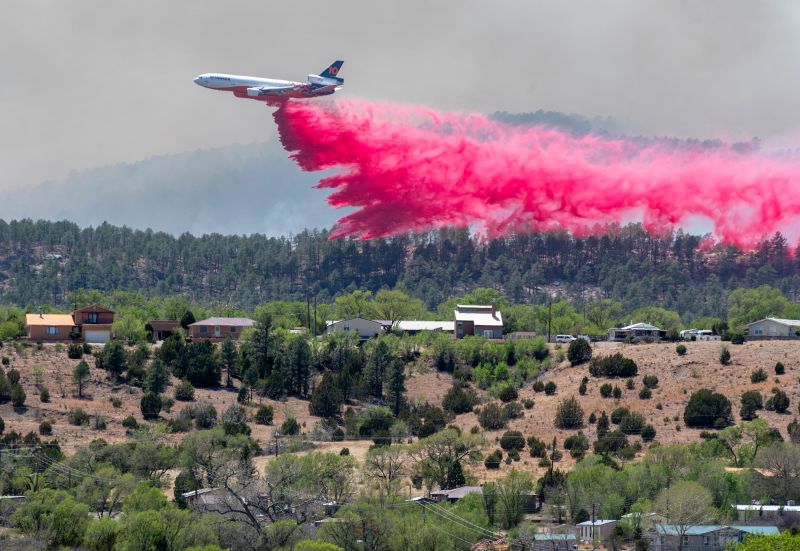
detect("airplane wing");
top-left (311, 84), bottom-right (339, 94)
top-left (247, 85), bottom-right (296, 96)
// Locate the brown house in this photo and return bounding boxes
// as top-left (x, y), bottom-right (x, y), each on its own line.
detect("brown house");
top-left (26, 304), bottom-right (115, 344)
top-left (189, 317), bottom-right (255, 341)
top-left (146, 320), bottom-right (182, 341)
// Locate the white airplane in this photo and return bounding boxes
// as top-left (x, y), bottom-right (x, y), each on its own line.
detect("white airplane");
top-left (194, 60), bottom-right (344, 104)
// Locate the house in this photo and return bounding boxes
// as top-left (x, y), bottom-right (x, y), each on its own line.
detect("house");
top-left (26, 313), bottom-right (77, 343)
top-left (531, 533), bottom-right (576, 551)
top-left (394, 320), bottom-right (455, 335)
top-left (577, 519), bottom-right (618, 543)
top-left (744, 318), bottom-right (800, 338)
top-left (430, 486), bottom-right (539, 512)
top-left (146, 320), bottom-right (181, 341)
top-left (72, 305), bottom-right (115, 344)
top-left (454, 305), bottom-right (504, 339)
top-left (430, 486), bottom-right (484, 503)
top-left (326, 317), bottom-right (385, 339)
top-left (26, 304), bottom-right (115, 344)
top-left (189, 317), bottom-right (255, 341)
top-left (646, 524), bottom-right (779, 551)
top-left (735, 504), bottom-right (800, 527)
top-left (608, 322), bottom-right (666, 342)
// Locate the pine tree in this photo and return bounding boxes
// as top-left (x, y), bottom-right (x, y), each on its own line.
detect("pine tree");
top-left (386, 359), bottom-right (405, 416)
top-left (309, 373), bottom-right (343, 418)
top-left (288, 337), bottom-right (311, 396)
top-left (365, 340), bottom-right (390, 399)
top-left (221, 337), bottom-right (238, 387)
top-left (445, 461), bottom-right (466, 490)
top-left (73, 360), bottom-right (90, 399)
top-left (101, 340), bottom-right (128, 382)
top-left (144, 358), bottom-right (170, 394)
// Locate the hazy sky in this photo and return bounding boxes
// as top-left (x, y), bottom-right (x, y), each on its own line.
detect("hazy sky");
top-left (3, 1), bottom-right (800, 192)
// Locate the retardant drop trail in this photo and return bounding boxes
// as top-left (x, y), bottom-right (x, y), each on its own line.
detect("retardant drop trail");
top-left (273, 99), bottom-right (800, 247)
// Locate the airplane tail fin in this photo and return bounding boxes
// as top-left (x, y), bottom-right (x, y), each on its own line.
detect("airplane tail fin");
top-left (320, 60), bottom-right (344, 82)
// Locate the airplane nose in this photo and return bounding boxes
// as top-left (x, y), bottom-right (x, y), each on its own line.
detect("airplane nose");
top-left (194, 76), bottom-right (203, 86)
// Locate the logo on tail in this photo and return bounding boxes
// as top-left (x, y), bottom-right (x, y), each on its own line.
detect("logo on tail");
top-left (320, 60), bottom-right (344, 81)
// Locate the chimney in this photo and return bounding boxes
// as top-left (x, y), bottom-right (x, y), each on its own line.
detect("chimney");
top-left (491, 304), bottom-right (496, 316)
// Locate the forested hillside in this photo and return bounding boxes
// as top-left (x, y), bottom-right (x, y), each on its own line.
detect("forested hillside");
top-left (1, 218), bottom-right (798, 319)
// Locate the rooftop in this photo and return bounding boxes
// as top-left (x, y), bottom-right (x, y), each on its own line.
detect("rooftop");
top-left (431, 486), bottom-right (483, 499)
top-left (654, 525), bottom-right (779, 536)
top-left (454, 305), bottom-right (503, 327)
top-left (395, 320), bottom-right (454, 332)
top-left (745, 317), bottom-right (800, 327)
top-left (619, 322), bottom-right (662, 331)
top-left (26, 313), bottom-right (75, 326)
top-left (577, 519), bottom-right (617, 526)
top-left (190, 317), bottom-right (256, 327)
top-left (736, 504), bottom-right (800, 512)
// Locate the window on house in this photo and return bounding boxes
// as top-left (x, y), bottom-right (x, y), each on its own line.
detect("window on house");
top-left (47, 327), bottom-right (58, 335)
top-left (703, 536), bottom-right (710, 546)
top-left (87, 313), bottom-right (99, 324)
top-left (200, 326), bottom-right (208, 335)
top-left (230, 326), bottom-right (237, 333)
top-left (683, 536), bottom-right (689, 546)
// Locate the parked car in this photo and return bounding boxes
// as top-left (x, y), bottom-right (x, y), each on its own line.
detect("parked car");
top-left (555, 334), bottom-right (576, 343)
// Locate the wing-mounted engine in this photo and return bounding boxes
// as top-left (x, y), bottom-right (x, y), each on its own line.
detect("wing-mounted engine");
top-left (247, 87), bottom-right (267, 97)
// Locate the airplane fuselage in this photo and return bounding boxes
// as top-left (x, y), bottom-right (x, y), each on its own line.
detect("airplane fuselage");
top-left (194, 73), bottom-right (338, 101)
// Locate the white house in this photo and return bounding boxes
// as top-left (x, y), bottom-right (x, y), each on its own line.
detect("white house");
top-left (608, 323), bottom-right (666, 342)
top-left (454, 305), bottom-right (504, 339)
top-left (325, 317), bottom-right (385, 339)
top-left (744, 318), bottom-right (800, 338)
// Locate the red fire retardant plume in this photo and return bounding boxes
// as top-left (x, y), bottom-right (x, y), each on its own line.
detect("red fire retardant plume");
top-left (273, 99), bottom-right (800, 247)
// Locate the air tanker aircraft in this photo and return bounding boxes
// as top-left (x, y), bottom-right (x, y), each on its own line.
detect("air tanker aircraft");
top-left (194, 60), bottom-right (344, 104)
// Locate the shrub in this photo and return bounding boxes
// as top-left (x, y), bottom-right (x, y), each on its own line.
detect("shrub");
top-left (642, 375), bottom-right (659, 389)
top-left (612, 386), bottom-right (622, 399)
top-left (93, 415), bottom-right (107, 430)
top-left (11, 384), bottom-right (25, 407)
top-left (38, 420), bottom-right (52, 435)
top-left (594, 430), bottom-right (628, 456)
top-left (122, 415), bottom-right (139, 429)
top-left (676, 344), bottom-right (687, 356)
top-left (589, 353), bottom-right (638, 378)
top-left (567, 338), bottom-right (592, 366)
top-left (281, 416), bottom-right (300, 435)
top-left (720, 346), bottom-right (731, 366)
top-left (69, 408), bottom-right (90, 426)
top-left (111, 397), bottom-right (122, 408)
top-left (499, 430), bottom-right (525, 451)
top-left (544, 381), bottom-right (557, 395)
top-left (588, 412), bottom-right (597, 424)
top-left (626, 378), bottom-right (635, 390)
top-left (67, 343), bottom-right (83, 359)
top-left (639, 387), bottom-right (652, 400)
top-left (527, 436), bottom-right (546, 457)
top-left (578, 379), bottom-right (587, 396)
top-left (309, 373), bottom-right (344, 418)
top-left (554, 396), bottom-right (584, 429)
top-left (564, 432), bottom-right (589, 458)
top-left (532, 381), bottom-right (544, 393)
top-left (0, 357), bottom-right (8, 366)
top-left (523, 398), bottom-right (534, 409)
top-left (7, 369), bottom-right (20, 386)
top-left (174, 381), bottom-right (195, 401)
top-left (600, 383), bottom-right (612, 398)
top-left (766, 388), bottom-right (790, 414)
top-left (478, 402), bottom-right (507, 430)
top-left (789, 419), bottom-right (800, 444)
top-left (611, 407), bottom-right (630, 425)
top-left (254, 405), bottom-right (274, 425)
top-left (497, 384), bottom-right (518, 403)
top-left (39, 387), bottom-right (50, 403)
top-left (641, 424), bottom-right (656, 441)
top-left (775, 362), bottom-right (786, 375)
top-left (140, 392), bottom-right (162, 420)
top-left (503, 401), bottom-right (524, 420)
top-left (740, 390), bottom-right (764, 421)
top-left (684, 388), bottom-right (733, 428)
top-left (619, 412), bottom-right (645, 435)
top-left (484, 449), bottom-right (503, 469)
top-left (443, 385), bottom-right (477, 414)
top-left (82, 342), bottom-right (92, 354)
top-left (751, 369), bottom-right (768, 383)
top-left (597, 411), bottom-right (610, 436)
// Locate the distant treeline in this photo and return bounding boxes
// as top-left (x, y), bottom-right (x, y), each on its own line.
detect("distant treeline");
top-left (1, 219), bottom-right (799, 320)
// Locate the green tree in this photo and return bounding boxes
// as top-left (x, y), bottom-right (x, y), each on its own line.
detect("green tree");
top-left (371, 289), bottom-right (426, 325)
top-left (140, 392), bottom-right (162, 420)
top-left (11, 384), bottom-right (25, 407)
top-left (554, 396), bottom-right (584, 429)
top-left (309, 373), bottom-right (344, 418)
top-left (364, 340), bottom-right (391, 399)
top-left (100, 340), bottom-right (128, 381)
top-left (144, 358), bottom-right (170, 394)
top-left (220, 336), bottom-right (238, 387)
top-left (653, 481), bottom-right (716, 548)
top-left (727, 285), bottom-right (799, 328)
top-left (386, 359), bottom-right (405, 416)
top-left (73, 360), bottom-right (90, 399)
top-left (629, 306), bottom-right (682, 333)
top-left (567, 338), bottom-right (592, 366)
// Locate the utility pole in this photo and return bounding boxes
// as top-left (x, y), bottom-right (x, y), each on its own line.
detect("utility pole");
top-left (274, 432), bottom-right (280, 457)
top-left (306, 294), bottom-right (311, 332)
top-left (313, 296), bottom-right (317, 337)
top-left (547, 300), bottom-right (552, 343)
